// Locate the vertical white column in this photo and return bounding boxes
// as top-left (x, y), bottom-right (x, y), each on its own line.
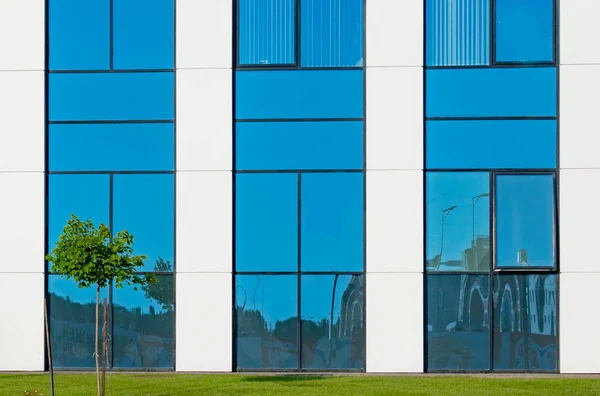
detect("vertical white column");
top-left (365, 0), bottom-right (424, 373)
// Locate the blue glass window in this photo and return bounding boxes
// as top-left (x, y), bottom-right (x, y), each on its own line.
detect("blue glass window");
top-left (426, 172), bottom-right (490, 272)
top-left (112, 275), bottom-right (174, 369)
top-left (236, 70), bottom-right (363, 119)
top-left (113, 174), bottom-right (174, 272)
top-left (495, 174), bottom-right (555, 269)
top-left (49, 72), bottom-right (174, 121)
top-left (49, 0), bottom-right (110, 70)
top-left (426, 68), bottom-right (556, 118)
top-left (493, 274), bottom-right (557, 371)
top-left (301, 275), bottom-right (364, 369)
top-left (425, 0), bottom-right (490, 66)
top-left (49, 123), bottom-right (174, 172)
top-left (427, 275), bottom-right (490, 371)
top-left (426, 120), bottom-right (556, 169)
top-left (238, 0), bottom-right (295, 65)
top-left (495, 0), bottom-right (553, 63)
top-left (113, 0), bottom-right (175, 69)
top-left (236, 173), bottom-right (298, 272)
top-left (236, 275), bottom-right (298, 369)
top-left (236, 121), bottom-right (363, 171)
top-left (301, 173), bottom-right (363, 272)
top-left (300, 0), bottom-right (363, 67)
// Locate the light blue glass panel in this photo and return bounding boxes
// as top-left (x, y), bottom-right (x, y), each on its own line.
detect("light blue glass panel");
top-left (236, 121), bottom-right (363, 171)
top-left (113, 0), bottom-right (175, 69)
top-left (426, 172), bottom-right (490, 272)
top-left (301, 173), bottom-right (363, 272)
top-left (113, 174), bottom-right (174, 272)
top-left (425, 0), bottom-right (490, 66)
top-left (496, 0), bottom-right (553, 63)
top-left (49, 72), bottom-right (174, 121)
top-left (236, 173), bottom-right (298, 272)
top-left (49, 123), bottom-right (174, 171)
top-left (300, 0), bottom-right (364, 67)
top-left (426, 68), bottom-right (556, 117)
top-left (239, 0), bottom-right (295, 65)
top-left (49, 0), bottom-right (110, 70)
top-left (426, 120), bottom-right (556, 169)
top-left (236, 275), bottom-right (298, 369)
top-left (496, 175), bottom-right (555, 268)
top-left (236, 70), bottom-right (363, 119)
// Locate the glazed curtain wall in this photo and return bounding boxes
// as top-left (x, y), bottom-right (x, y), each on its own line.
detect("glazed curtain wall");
top-left (424, 0), bottom-right (558, 372)
top-left (47, 0), bottom-right (175, 370)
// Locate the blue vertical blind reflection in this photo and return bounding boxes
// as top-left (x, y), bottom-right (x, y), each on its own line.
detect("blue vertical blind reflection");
top-left (300, 0), bottom-right (364, 67)
top-left (239, 0), bottom-right (295, 65)
top-left (426, 0), bottom-right (490, 66)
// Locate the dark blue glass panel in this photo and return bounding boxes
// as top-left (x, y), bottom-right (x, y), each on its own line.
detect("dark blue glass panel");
top-left (301, 173), bottom-right (363, 272)
top-left (301, 275), bottom-right (364, 369)
top-left (300, 0), bottom-right (364, 67)
top-left (236, 70), bottom-right (363, 119)
top-left (236, 121), bottom-right (363, 171)
top-left (113, 275), bottom-right (174, 368)
top-left (49, 123), bottom-right (174, 171)
top-left (495, 175), bottom-right (555, 268)
top-left (236, 275), bottom-right (298, 369)
top-left (239, 0), bottom-right (295, 65)
top-left (49, 72), bottom-right (174, 121)
top-left (48, 276), bottom-right (108, 368)
top-left (49, 0), bottom-right (110, 70)
top-left (496, 0), bottom-right (553, 63)
top-left (425, 0), bottom-right (490, 66)
top-left (236, 173), bottom-right (298, 272)
top-left (113, 0), bottom-right (175, 69)
top-left (113, 174), bottom-right (174, 272)
top-left (493, 274), bottom-right (557, 371)
top-left (426, 120), bottom-right (556, 169)
top-left (426, 68), bottom-right (556, 117)
top-left (426, 172), bottom-right (490, 272)
top-left (427, 275), bottom-right (490, 371)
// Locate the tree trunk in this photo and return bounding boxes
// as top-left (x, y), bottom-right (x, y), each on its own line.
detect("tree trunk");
top-left (95, 287), bottom-right (100, 396)
top-left (102, 298), bottom-right (107, 396)
top-left (44, 298), bottom-right (55, 396)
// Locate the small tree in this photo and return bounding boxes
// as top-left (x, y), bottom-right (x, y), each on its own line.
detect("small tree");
top-left (46, 214), bottom-right (156, 396)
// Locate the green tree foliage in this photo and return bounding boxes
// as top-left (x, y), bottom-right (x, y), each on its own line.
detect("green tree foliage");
top-left (142, 257), bottom-right (174, 311)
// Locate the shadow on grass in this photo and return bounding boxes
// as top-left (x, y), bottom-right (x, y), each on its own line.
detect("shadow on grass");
top-left (242, 375), bottom-right (328, 383)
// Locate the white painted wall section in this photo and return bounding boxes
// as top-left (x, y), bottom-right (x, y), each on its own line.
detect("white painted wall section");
top-left (0, 0), bottom-right (44, 71)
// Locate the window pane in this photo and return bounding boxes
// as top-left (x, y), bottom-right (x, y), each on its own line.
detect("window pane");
top-left (49, 0), bottom-right (109, 70)
top-left (113, 174), bottom-right (174, 272)
top-left (236, 173), bottom-right (298, 272)
top-left (300, 0), bottom-right (363, 67)
top-left (496, 0), bottom-right (553, 63)
top-left (236, 121), bottom-right (363, 171)
top-left (113, 0), bottom-right (175, 69)
top-left (236, 275), bottom-right (298, 369)
top-left (426, 172), bottom-right (490, 272)
top-left (113, 275), bottom-right (174, 368)
top-left (493, 274), bottom-right (557, 371)
top-left (236, 70), bottom-right (363, 119)
top-left (426, 120), bottom-right (556, 169)
top-left (425, 0), bottom-right (490, 66)
top-left (427, 275), bottom-right (490, 371)
top-left (495, 175), bottom-right (555, 268)
top-left (239, 0), bottom-right (295, 65)
top-left (301, 275), bottom-right (364, 369)
top-left (49, 123), bottom-right (174, 171)
top-left (301, 173), bottom-right (363, 272)
top-left (426, 68), bottom-right (556, 118)
top-left (48, 276), bottom-right (109, 368)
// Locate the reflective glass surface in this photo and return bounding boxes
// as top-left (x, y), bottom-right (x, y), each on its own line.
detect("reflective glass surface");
top-left (236, 275), bottom-right (299, 369)
top-left (427, 275), bottom-right (490, 371)
top-left (495, 175), bottom-right (555, 268)
top-left (426, 172), bottom-right (490, 272)
top-left (301, 275), bottom-right (364, 369)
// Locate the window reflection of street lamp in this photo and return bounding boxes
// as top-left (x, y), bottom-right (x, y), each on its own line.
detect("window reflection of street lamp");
top-left (472, 193), bottom-right (490, 271)
top-left (439, 205), bottom-right (458, 267)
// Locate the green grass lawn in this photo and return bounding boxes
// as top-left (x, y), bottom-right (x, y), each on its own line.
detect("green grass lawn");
top-left (1, 373), bottom-right (598, 396)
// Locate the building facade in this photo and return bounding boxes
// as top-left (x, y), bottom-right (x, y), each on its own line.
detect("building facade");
top-left (0, 0), bottom-right (598, 374)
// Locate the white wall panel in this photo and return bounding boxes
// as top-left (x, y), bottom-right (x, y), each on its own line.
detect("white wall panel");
top-left (560, 0), bottom-right (600, 65)
top-left (0, 0), bottom-right (44, 71)
top-left (176, 273), bottom-right (232, 372)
